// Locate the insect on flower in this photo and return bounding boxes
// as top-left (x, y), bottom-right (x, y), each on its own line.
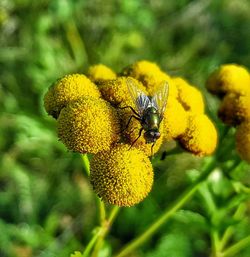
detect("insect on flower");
top-left (123, 78), bottom-right (169, 155)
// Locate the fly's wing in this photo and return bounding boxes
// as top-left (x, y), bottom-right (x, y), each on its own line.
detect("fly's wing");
top-left (151, 81), bottom-right (169, 121)
top-left (127, 78), bottom-right (151, 117)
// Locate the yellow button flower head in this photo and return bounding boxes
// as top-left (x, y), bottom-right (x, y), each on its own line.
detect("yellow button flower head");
top-left (218, 92), bottom-right (250, 125)
top-left (57, 97), bottom-right (120, 154)
top-left (173, 77), bottom-right (205, 114)
top-left (163, 97), bottom-right (188, 141)
top-left (206, 64), bottom-right (250, 96)
top-left (99, 76), bottom-right (147, 106)
top-left (87, 64), bottom-right (117, 84)
top-left (121, 60), bottom-right (177, 98)
top-left (90, 144), bottom-right (154, 207)
top-left (44, 74), bottom-right (101, 119)
top-left (179, 114), bottom-right (217, 156)
top-left (121, 60), bottom-right (162, 78)
top-left (236, 120), bottom-right (250, 163)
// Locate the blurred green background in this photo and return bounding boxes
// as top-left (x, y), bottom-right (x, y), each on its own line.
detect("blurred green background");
top-left (1, 0), bottom-right (250, 257)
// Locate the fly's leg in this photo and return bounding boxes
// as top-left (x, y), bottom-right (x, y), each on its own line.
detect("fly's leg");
top-left (129, 127), bottom-right (143, 149)
top-left (151, 142), bottom-right (155, 157)
top-left (121, 115), bottom-right (141, 133)
top-left (119, 106), bottom-right (140, 118)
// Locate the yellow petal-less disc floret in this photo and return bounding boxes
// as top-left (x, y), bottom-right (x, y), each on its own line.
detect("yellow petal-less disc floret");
top-left (90, 144), bottom-right (154, 207)
top-left (99, 76), bottom-right (147, 106)
top-left (44, 74), bottom-right (101, 118)
top-left (121, 60), bottom-right (178, 98)
top-left (121, 60), bottom-right (162, 78)
top-left (57, 97), bottom-right (120, 154)
top-left (206, 64), bottom-right (250, 96)
top-left (87, 64), bottom-right (117, 84)
top-left (179, 114), bottom-right (217, 156)
top-left (173, 77), bottom-right (205, 114)
top-left (218, 92), bottom-right (250, 125)
top-left (236, 121), bottom-right (250, 163)
top-left (163, 97), bottom-right (188, 141)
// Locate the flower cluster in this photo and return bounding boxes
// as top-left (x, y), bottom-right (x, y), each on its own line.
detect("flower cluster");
top-left (44, 61), bottom-right (217, 206)
top-left (206, 64), bottom-right (250, 162)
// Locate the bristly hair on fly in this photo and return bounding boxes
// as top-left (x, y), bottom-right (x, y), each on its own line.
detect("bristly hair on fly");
top-left (121, 78), bottom-right (169, 156)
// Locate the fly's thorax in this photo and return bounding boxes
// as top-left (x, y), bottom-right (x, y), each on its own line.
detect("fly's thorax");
top-left (142, 107), bottom-right (160, 131)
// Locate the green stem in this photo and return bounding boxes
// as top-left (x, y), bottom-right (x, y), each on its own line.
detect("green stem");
top-left (114, 157), bottom-right (217, 257)
top-left (91, 206), bottom-right (120, 257)
top-left (82, 228), bottom-right (102, 257)
top-left (82, 154), bottom-right (90, 176)
top-left (210, 229), bottom-right (221, 257)
top-left (98, 199), bottom-right (106, 224)
top-left (221, 235), bottom-right (250, 257)
top-left (219, 203), bottom-right (246, 251)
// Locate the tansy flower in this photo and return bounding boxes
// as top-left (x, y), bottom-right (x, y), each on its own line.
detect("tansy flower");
top-left (121, 60), bottom-right (177, 98)
top-left (121, 60), bottom-right (162, 78)
top-left (57, 97), bottom-right (120, 154)
top-left (173, 77), bottom-right (205, 114)
top-left (179, 114), bottom-right (217, 156)
top-left (163, 97), bottom-right (188, 141)
top-left (44, 74), bottom-right (101, 118)
top-left (236, 121), bottom-right (250, 163)
top-left (218, 92), bottom-right (250, 125)
top-left (90, 144), bottom-right (154, 207)
top-left (87, 64), bottom-right (117, 84)
top-left (206, 64), bottom-right (250, 96)
top-left (99, 76), bottom-right (147, 106)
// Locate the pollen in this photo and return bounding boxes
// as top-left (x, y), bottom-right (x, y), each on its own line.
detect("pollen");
top-left (206, 64), bottom-right (250, 96)
top-left (236, 120), bottom-right (250, 163)
top-left (179, 114), bottom-right (217, 156)
top-left (218, 92), bottom-right (250, 125)
top-left (87, 64), bottom-right (117, 84)
top-left (57, 97), bottom-right (120, 154)
top-left (43, 74), bottom-right (101, 119)
top-left (173, 77), bottom-right (205, 114)
top-left (90, 144), bottom-right (154, 207)
top-left (99, 76), bottom-right (147, 106)
top-left (163, 97), bottom-right (188, 141)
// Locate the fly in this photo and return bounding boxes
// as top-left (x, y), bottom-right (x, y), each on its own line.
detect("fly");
top-left (122, 78), bottom-right (169, 155)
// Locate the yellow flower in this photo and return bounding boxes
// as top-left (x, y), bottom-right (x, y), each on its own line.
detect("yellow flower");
top-left (121, 60), bottom-right (162, 77)
top-left (179, 114), bottom-right (217, 156)
top-left (44, 74), bottom-right (101, 118)
top-left (121, 60), bottom-right (177, 98)
top-left (90, 144), bottom-right (153, 207)
top-left (70, 251), bottom-right (82, 257)
top-left (173, 77), bottom-right (205, 114)
top-left (118, 107), bottom-right (164, 156)
top-left (218, 92), bottom-right (250, 125)
top-left (87, 64), bottom-right (117, 84)
top-left (163, 97), bottom-right (188, 140)
top-left (206, 64), bottom-right (250, 96)
top-left (57, 97), bottom-right (120, 154)
top-left (236, 120), bottom-right (250, 163)
top-left (99, 76), bottom-right (147, 106)
top-left (144, 73), bottom-right (177, 98)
